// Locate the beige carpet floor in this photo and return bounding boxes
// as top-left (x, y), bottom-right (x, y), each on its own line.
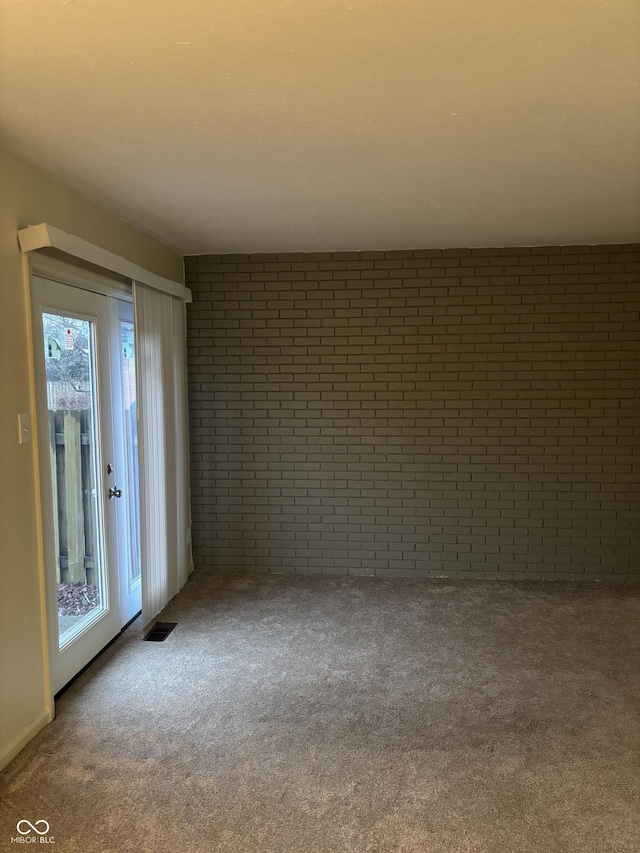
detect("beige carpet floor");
top-left (1, 571), bottom-right (639, 853)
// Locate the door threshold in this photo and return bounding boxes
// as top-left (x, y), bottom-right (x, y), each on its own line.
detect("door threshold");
top-left (54, 609), bottom-right (142, 700)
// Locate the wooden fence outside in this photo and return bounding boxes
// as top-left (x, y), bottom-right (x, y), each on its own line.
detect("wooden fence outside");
top-left (48, 409), bottom-right (98, 585)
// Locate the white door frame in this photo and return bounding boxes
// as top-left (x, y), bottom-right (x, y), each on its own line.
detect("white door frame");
top-left (30, 258), bottom-right (141, 694)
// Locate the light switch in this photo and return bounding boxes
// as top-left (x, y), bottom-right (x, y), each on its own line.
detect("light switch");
top-left (18, 413), bottom-right (31, 445)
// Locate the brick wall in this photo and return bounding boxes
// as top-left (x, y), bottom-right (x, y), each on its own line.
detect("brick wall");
top-left (185, 245), bottom-right (640, 580)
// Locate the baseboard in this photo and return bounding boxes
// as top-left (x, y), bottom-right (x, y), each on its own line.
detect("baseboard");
top-left (0, 708), bottom-right (54, 772)
top-left (194, 564), bottom-right (640, 583)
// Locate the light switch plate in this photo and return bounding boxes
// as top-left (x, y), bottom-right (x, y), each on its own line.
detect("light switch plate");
top-left (18, 413), bottom-right (31, 444)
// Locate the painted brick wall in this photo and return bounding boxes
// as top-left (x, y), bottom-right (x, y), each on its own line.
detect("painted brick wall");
top-left (185, 245), bottom-right (640, 580)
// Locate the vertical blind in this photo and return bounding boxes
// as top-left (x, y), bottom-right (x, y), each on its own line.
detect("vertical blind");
top-left (134, 282), bottom-right (192, 625)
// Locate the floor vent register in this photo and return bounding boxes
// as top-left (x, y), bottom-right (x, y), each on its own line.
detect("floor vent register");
top-left (144, 622), bottom-right (178, 642)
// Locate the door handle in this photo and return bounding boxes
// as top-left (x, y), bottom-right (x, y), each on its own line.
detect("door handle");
top-left (108, 486), bottom-right (123, 499)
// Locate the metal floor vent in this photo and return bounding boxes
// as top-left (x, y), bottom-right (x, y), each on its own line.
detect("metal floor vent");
top-left (144, 621), bottom-right (177, 642)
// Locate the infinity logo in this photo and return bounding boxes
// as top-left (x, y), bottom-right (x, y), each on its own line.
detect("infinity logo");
top-left (16, 820), bottom-right (50, 836)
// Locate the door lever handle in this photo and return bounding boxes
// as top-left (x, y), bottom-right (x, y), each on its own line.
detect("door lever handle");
top-left (108, 486), bottom-right (123, 499)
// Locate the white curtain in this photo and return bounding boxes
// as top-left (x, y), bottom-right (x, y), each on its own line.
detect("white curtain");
top-left (134, 282), bottom-right (192, 625)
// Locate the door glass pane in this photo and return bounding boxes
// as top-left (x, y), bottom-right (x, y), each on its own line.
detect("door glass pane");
top-left (119, 320), bottom-right (141, 588)
top-left (42, 312), bottom-right (106, 648)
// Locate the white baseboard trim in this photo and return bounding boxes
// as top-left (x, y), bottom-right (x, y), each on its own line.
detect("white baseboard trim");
top-left (0, 708), bottom-right (54, 772)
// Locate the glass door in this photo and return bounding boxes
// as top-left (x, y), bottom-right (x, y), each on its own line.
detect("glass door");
top-left (109, 298), bottom-right (142, 624)
top-left (32, 276), bottom-right (135, 693)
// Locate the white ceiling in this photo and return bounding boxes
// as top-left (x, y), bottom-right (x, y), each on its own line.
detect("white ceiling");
top-left (1, 0), bottom-right (639, 254)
